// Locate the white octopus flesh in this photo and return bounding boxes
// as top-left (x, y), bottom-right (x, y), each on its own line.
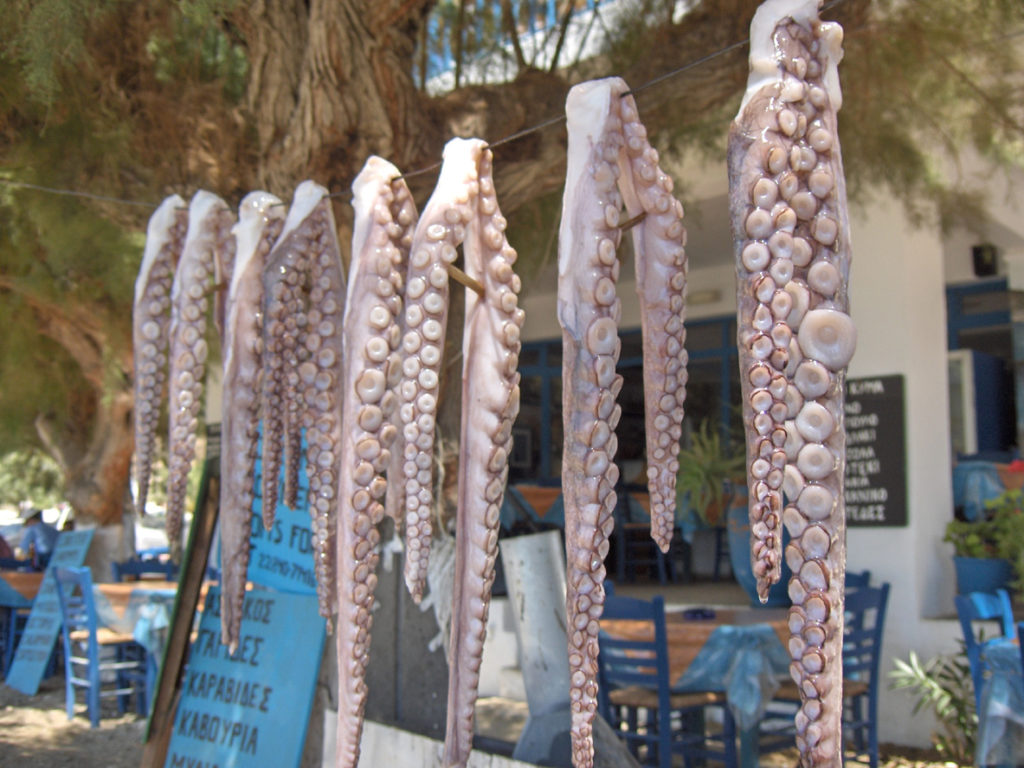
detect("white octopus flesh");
top-left (165, 191), bottom-right (236, 560)
top-left (261, 181), bottom-right (347, 620)
top-left (218, 191), bottom-right (286, 650)
top-left (133, 195), bottom-right (187, 523)
top-left (333, 157), bottom-right (416, 767)
top-left (434, 139), bottom-right (524, 768)
top-left (558, 77), bottom-right (687, 768)
top-left (731, 1), bottom-right (853, 764)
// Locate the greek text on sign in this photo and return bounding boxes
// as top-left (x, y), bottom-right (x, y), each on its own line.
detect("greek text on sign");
top-left (164, 587), bottom-right (325, 768)
top-left (843, 374), bottom-right (907, 527)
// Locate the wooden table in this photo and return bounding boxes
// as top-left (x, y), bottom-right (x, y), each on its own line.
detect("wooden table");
top-left (514, 485), bottom-right (563, 519)
top-left (0, 571), bottom-right (44, 606)
top-left (602, 605), bottom-right (790, 768)
top-left (602, 606), bottom-right (788, 684)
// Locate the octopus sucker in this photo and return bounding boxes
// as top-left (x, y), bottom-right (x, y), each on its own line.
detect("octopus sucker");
top-left (558, 77), bottom-right (687, 768)
top-left (441, 139), bottom-right (524, 768)
top-left (133, 195), bottom-right (188, 522)
top-left (218, 191), bottom-right (286, 652)
top-left (614, 94), bottom-right (688, 553)
top-left (731, 2), bottom-right (852, 765)
top-left (165, 191), bottom-right (236, 561)
top-left (381, 175), bottom-right (418, 529)
top-left (397, 145), bottom-right (474, 605)
top-left (262, 181), bottom-right (346, 619)
top-left (334, 157), bottom-right (416, 768)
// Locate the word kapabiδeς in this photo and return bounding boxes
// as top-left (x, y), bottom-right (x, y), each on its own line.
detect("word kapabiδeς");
top-left (185, 669), bottom-right (273, 712)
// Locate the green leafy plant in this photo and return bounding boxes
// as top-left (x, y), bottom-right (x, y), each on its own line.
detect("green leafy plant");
top-left (675, 421), bottom-right (745, 526)
top-left (944, 489), bottom-right (1024, 592)
top-left (889, 647), bottom-right (977, 765)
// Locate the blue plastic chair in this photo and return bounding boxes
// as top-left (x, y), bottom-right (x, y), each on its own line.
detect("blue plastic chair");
top-left (846, 570), bottom-right (871, 589)
top-left (841, 582), bottom-right (890, 767)
top-left (955, 588), bottom-right (1015, 710)
top-left (111, 558), bottom-right (179, 582)
top-left (762, 582), bottom-right (890, 768)
top-left (598, 593), bottom-right (738, 768)
top-left (53, 567), bottom-right (147, 727)
top-left (0, 607), bottom-right (30, 678)
top-left (612, 491), bottom-right (672, 585)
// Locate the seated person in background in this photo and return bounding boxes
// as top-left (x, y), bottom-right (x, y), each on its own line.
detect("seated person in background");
top-left (0, 533), bottom-right (13, 559)
top-left (19, 509), bottom-right (59, 570)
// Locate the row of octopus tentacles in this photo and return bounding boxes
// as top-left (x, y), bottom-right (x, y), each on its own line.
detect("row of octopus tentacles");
top-left (132, 140), bottom-right (524, 768)
top-left (132, 3), bottom-right (853, 765)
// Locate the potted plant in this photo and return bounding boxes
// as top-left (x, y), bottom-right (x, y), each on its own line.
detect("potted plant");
top-left (944, 489), bottom-right (1024, 594)
top-left (674, 420), bottom-right (745, 526)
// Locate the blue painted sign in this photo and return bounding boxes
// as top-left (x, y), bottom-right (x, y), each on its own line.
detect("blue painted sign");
top-left (5, 529), bottom-right (95, 694)
top-left (164, 586), bottom-right (325, 768)
top-left (241, 442), bottom-right (319, 595)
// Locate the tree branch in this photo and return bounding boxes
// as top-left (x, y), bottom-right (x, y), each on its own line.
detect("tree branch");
top-left (0, 276), bottom-right (126, 389)
top-left (548, 0), bottom-right (577, 74)
top-left (501, 0), bottom-right (528, 71)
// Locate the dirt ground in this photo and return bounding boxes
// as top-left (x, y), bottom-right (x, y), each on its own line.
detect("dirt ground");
top-left (0, 681), bottom-right (956, 768)
top-left (0, 678), bottom-right (144, 768)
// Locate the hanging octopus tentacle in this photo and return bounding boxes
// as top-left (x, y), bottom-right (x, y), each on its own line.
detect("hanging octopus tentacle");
top-left (166, 191), bottom-right (235, 560)
top-left (260, 191), bottom-right (310, 527)
top-left (333, 158), bottom-right (412, 767)
top-left (219, 191), bottom-right (285, 651)
top-left (442, 139), bottom-right (524, 768)
top-left (397, 158), bottom-right (464, 605)
top-left (133, 195), bottom-right (188, 520)
top-left (559, 79), bottom-right (628, 768)
top-left (262, 181), bottom-right (345, 618)
top-left (614, 93), bottom-right (689, 552)
top-left (382, 175), bottom-right (418, 529)
top-left (283, 399), bottom-right (305, 510)
top-left (731, 1), bottom-right (853, 764)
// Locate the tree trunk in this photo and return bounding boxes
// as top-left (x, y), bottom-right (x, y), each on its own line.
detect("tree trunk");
top-left (238, 0), bottom-right (870, 223)
top-left (3, 281), bottom-right (134, 529)
top-left (35, 390), bottom-right (134, 528)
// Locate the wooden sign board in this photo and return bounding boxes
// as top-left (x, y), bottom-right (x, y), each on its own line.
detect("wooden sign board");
top-left (844, 374), bottom-right (907, 527)
top-left (5, 529), bottom-right (95, 694)
top-left (164, 586), bottom-right (325, 768)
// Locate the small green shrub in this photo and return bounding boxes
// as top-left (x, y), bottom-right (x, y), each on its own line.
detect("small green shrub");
top-left (889, 647), bottom-right (976, 765)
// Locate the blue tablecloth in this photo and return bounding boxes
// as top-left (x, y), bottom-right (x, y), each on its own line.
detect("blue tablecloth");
top-left (92, 586), bottom-right (176, 659)
top-left (674, 623), bottom-right (790, 730)
top-left (952, 462), bottom-right (1006, 521)
top-left (977, 640), bottom-right (1024, 766)
top-left (0, 577), bottom-right (31, 609)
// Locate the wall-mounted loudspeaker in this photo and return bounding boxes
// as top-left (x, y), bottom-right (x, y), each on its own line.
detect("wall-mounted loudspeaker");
top-left (972, 243), bottom-right (999, 277)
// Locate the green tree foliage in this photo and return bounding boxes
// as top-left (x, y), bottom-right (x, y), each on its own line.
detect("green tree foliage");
top-left (0, 449), bottom-right (64, 509)
top-left (0, 0), bottom-right (1021, 521)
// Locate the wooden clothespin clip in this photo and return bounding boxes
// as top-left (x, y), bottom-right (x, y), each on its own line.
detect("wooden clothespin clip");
top-left (445, 263), bottom-right (485, 298)
top-left (619, 210), bottom-right (647, 232)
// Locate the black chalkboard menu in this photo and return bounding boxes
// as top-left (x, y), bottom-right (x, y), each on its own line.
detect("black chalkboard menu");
top-left (843, 374), bottom-right (907, 527)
